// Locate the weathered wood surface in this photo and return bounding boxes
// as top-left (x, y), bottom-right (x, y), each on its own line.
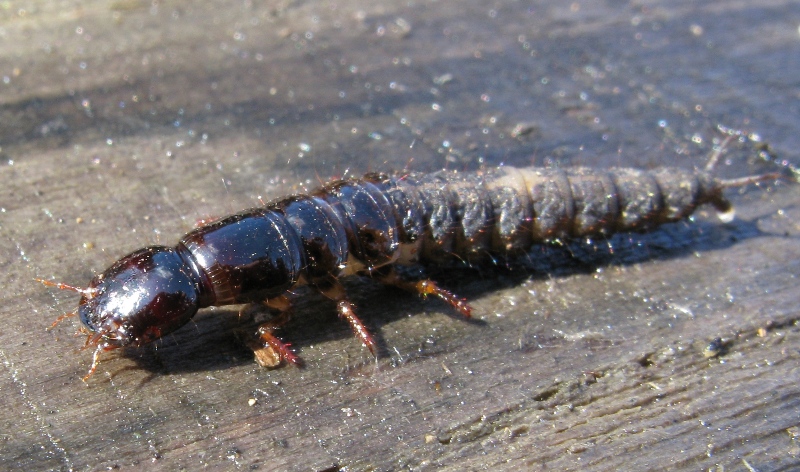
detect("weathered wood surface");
top-left (2, 1), bottom-right (799, 470)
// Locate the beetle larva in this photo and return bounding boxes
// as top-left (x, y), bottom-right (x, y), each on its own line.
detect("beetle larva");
top-left (40, 162), bottom-right (783, 380)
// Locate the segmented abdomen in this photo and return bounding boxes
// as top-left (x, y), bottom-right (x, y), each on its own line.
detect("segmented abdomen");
top-left (365, 166), bottom-right (730, 263)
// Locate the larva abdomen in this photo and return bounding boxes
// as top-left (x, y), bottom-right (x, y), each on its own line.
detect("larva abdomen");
top-left (369, 165), bottom-right (731, 263)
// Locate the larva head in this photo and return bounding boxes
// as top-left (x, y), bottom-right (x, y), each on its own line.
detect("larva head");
top-left (77, 246), bottom-right (201, 349)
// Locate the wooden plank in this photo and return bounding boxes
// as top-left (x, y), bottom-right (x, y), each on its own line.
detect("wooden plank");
top-left (1, 1), bottom-right (799, 470)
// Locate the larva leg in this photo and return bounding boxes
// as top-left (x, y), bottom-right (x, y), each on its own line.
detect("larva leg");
top-left (252, 325), bottom-right (302, 368)
top-left (245, 295), bottom-right (303, 368)
top-left (316, 280), bottom-right (378, 355)
top-left (82, 345), bottom-right (107, 382)
top-left (78, 333), bottom-right (116, 382)
top-left (377, 269), bottom-right (473, 318)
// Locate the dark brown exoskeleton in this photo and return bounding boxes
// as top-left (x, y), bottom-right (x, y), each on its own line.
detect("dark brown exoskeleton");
top-left (40, 155), bottom-right (784, 380)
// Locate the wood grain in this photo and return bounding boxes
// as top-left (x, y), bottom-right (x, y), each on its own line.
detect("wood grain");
top-left (2, 1), bottom-right (799, 470)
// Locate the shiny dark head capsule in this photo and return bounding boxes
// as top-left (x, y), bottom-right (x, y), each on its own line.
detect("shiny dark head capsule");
top-left (79, 246), bottom-right (204, 349)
